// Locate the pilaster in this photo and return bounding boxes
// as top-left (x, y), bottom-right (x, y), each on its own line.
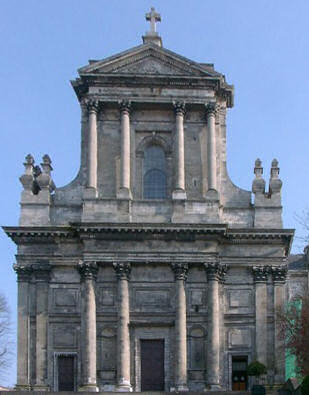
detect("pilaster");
top-left (272, 264), bottom-right (288, 387)
top-left (14, 265), bottom-right (33, 391)
top-left (171, 263), bottom-right (188, 391)
top-left (78, 261), bottom-right (99, 392)
top-left (252, 265), bottom-right (269, 366)
top-left (205, 103), bottom-right (218, 198)
top-left (32, 263), bottom-right (51, 391)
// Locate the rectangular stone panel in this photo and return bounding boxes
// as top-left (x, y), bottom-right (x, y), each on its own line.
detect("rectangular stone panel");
top-left (98, 287), bottom-right (115, 306)
top-left (53, 325), bottom-right (77, 348)
top-left (228, 328), bottom-right (251, 348)
top-left (51, 288), bottom-right (79, 312)
top-left (190, 289), bottom-right (205, 306)
top-left (229, 290), bottom-right (251, 308)
top-left (134, 288), bottom-right (170, 308)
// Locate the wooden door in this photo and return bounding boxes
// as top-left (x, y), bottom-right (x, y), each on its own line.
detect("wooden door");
top-left (58, 355), bottom-right (75, 391)
top-left (141, 339), bottom-right (164, 391)
top-left (232, 356), bottom-right (248, 391)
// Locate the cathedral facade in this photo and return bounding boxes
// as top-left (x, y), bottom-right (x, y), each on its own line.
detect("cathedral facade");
top-left (4, 9), bottom-right (299, 392)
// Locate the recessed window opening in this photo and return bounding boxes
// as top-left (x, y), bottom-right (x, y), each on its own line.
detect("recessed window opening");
top-left (143, 145), bottom-right (167, 199)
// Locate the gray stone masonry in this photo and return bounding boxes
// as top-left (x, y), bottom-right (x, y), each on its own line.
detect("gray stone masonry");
top-left (4, 7), bottom-right (304, 393)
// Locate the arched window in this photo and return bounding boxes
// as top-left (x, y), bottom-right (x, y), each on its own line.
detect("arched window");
top-left (143, 145), bottom-right (167, 199)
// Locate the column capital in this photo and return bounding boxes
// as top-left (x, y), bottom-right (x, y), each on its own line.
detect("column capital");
top-left (13, 264), bottom-right (33, 282)
top-left (83, 98), bottom-right (100, 114)
top-left (32, 263), bottom-right (52, 282)
top-left (78, 261), bottom-right (98, 281)
top-left (113, 262), bottom-right (131, 280)
top-left (271, 264), bottom-right (288, 283)
top-left (252, 265), bottom-right (270, 283)
top-left (171, 262), bottom-right (188, 281)
top-left (205, 102), bottom-right (218, 117)
top-left (173, 101), bottom-right (186, 115)
top-left (119, 100), bottom-right (132, 114)
top-left (204, 262), bottom-right (228, 282)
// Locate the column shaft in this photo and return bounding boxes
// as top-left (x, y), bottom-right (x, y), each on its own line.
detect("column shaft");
top-left (172, 263), bottom-right (188, 391)
top-left (272, 265), bottom-right (287, 386)
top-left (114, 263), bottom-right (132, 391)
top-left (34, 264), bottom-right (51, 391)
top-left (119, 102), bottom-right (131, 198)
top-left (87, 102), bottom-right (98, 189)
top-left (252, 266), bottom-right (268, 366)
top-left (15, 266), bottom-right (32, 390)
top-left (175, 110), bottom-right (185, 190)
top-left (207, 279), bottom-right (220, 388)
top-left (206, 106), bottom-right (217, 190)
top-left (205, 262), bottom-right (227, 390)
top-left (79, 262), bottom-right (98, 392)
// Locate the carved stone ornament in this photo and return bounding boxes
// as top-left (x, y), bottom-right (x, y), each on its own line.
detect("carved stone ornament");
top-left (171, 262), bottom-right (188, 281)
top-left (269, 158), bottom-right (282, 194)
top-left (252, 158), bottom-right (266, 194)
top-left (78, 261), bottom-right (98, 281)
top-left (119, 100), bottom-right (131, 114)
top-left (13, 264), bottom-right (33, 282)
top-left (173, 101), bottom-right (186, 115)
top-left (271, 265), bottom-right (288, 283)
top-left (84, 98), bottom-right (99, 114)
top-left (252, 265), bottom-right (270, 283)
top-left (205, 102), bottom-right (217, 117)
top-left (204, 262), bottom-right (228, 282)
top-left (20, 154), bottom-right (35, 190)
top-left (113, 262), bottom-right (131, 280)
top-left (32, 263), bottom-right (52, 282)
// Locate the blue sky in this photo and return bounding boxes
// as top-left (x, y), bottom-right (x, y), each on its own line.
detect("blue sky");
top-left (1, 0), bottom-right (309, 387)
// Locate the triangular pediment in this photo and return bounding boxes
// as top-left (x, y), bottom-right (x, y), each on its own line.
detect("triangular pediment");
top-left (79, 43), bottom-right (218, 78)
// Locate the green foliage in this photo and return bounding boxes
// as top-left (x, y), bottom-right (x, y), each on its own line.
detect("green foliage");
top-left (247, 361), bottom-right (267, 377)
top-left (301, 375), bottom-right (309, 395)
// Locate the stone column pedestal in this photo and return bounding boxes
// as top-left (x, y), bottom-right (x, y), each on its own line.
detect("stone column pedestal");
top-left (173, 102), bottom-right (187, 200)
top-left (113, 263), bottom-right (132, 392)
top-left (118, 101), bottom-right (132, 200)
top-left (172, 263), bottom-right (188, 391)
top-left (204, 262), bottom-right (227, 391)
top-left (78, 261), bottom-right (99, 392)
top-left (33, 263), bottom-right (51, 391)
top-left (14, 265), bottom-right (33, 391)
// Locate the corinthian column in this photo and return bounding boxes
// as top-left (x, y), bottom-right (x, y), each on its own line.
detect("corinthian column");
top-left (118, 101), bottom-right (132, 199)
top-left (272, 264), bottom-right (288, 387)
top-left (172, 263), bottom-right (188, 391)
top-left (252, 265), bottom-right (269, 366)
top-left (204, 262), bottom-right (227, 390)
top-left (33, 263), bottom-right (51, 391)
top-left (173, 102), bottom-right (187, 200)
top-left (78, 261), bottom-right (98, 392)
top-left (14, 265), bottom-right (32, 391)
top-left (86, 100), bottom-right (99, 192)
top-left (113, 263), bottom-right (132, 391)
top-left (206, 103), bottom-right (217, 192)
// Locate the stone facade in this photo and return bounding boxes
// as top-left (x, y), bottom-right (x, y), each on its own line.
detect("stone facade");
top-left (4, 8), bottom-right (305, 393)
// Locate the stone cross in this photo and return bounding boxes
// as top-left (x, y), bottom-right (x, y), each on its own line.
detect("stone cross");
top-left (146, 7), bottom-right (161, 34)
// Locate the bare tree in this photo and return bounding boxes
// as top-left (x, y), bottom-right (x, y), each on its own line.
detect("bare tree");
top-left (0, 293), bottom-right (13, 379)
top-left (294, 210), bottom-right (309, 250)
top-left (277, 294), bottom-right (309, 377)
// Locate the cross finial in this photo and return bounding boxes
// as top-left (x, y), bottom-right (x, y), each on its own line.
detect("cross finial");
top-left (146, 7), bottom-right (161, 34)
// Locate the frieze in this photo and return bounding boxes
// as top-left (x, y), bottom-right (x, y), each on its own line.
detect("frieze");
top-left (113, 262), bottom-right (131, 280)
top-left (171, 262), bottom-right (188, 281)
